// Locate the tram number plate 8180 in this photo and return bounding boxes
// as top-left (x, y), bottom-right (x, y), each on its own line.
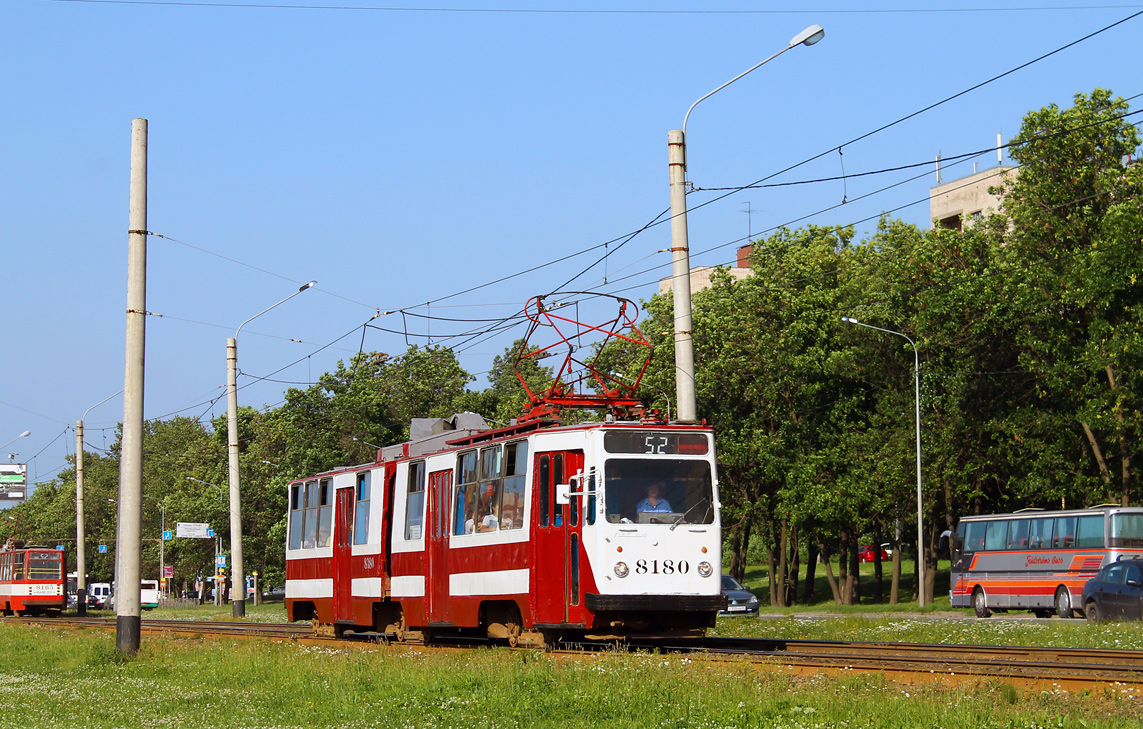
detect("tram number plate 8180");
top-left (634, 559), bottom-right (689, 575)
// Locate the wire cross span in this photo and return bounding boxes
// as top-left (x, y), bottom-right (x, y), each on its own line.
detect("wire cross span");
top-left (514, 293), bottom-right (655, 424)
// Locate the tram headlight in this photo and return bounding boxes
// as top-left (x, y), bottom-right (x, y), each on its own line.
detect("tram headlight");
top-left (614, 561), bottom-right (629, 578)
top-left (697, 561), bottom-right (713, 578)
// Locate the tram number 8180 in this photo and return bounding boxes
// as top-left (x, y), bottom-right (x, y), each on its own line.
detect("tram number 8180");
top-left (635, 559), bottom-right (689, 575)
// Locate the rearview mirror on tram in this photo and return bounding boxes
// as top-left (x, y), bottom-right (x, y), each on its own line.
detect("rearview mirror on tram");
top-left (556, 483), bottom-right (570, 505)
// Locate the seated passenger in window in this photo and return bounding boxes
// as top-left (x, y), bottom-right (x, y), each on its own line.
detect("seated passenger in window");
top-left (636, 482), bottom-right (673, 514)
top-left (479, 503), bottom-right (499, 532)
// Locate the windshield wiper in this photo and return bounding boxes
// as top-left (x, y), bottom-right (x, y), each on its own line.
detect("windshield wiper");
top-left (670, 498), bottom-right (708, 531)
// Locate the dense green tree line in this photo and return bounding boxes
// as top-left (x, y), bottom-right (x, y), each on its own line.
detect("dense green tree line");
top-left (607, 88), bottom-right (1141, 605)
top-left (3, 90), bottom-right (1138, 607)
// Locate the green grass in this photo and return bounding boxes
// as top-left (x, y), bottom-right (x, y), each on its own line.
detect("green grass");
top-left (1, 622), bottom-right (1141, 728)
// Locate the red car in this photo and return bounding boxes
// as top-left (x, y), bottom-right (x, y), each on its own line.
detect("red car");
top-left (859, 544), bottom-right (892, 563)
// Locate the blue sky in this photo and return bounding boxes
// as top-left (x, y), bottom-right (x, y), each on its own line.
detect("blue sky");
top-left (3, 1), bottom-right (1141, 489)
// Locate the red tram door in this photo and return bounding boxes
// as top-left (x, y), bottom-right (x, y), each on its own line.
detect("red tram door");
top-left (333, 487), bottom-right (354, 623)
top-left (427, 469), bottom-right (453, 624)
top-left (532, 450), bottom-right (584, 625)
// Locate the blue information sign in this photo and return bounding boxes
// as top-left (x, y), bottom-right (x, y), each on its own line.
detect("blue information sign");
top-left (98, 545), bottom-right (108, 554)
top-left (163, 530), bottom-right (173, 540)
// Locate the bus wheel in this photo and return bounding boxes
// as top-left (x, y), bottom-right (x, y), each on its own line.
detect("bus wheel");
top-left (972, 587), bottom-right (991, 618)
top-left (1085, 600), bottom-right (1103, 623)
top-left (1055, 588), bottom-right (1074, 619)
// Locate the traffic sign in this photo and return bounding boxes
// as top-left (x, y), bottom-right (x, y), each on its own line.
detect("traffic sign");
top-left (98, 545), bottom-right (108, 554)
top-left (162, 530), bottom-right (172, 540)
top-left (216, 554), bottom-right (226, 567)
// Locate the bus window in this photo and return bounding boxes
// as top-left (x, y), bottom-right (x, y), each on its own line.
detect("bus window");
top-left (1008, 520), bottom-right (1030, 549)
top-left (1054, 516), bottom-right (1077, 548)
top-left (1028, 517), bottom-right (1053, 549)
top-left (1111, 513), bottom-right (1143, 547)
top-left (984, 520), bottom-right (1009, 551)
top-left (1075, 515), bottom-right (1104, 548)
top-left (963, 521), bottom-right (986, 552)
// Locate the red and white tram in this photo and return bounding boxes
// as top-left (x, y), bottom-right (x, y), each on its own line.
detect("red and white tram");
top-left (0, 542), bottom-right (67, 616)
top-left (285, 415), bottom-right (723, 645)
top-left (286, 295), bottom-right (726, 645)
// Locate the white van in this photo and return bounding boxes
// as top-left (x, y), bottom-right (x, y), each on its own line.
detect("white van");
top-left (89, 583), bottom-right (112, 608)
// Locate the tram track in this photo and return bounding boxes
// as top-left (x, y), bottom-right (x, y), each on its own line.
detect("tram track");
top-left (626, 636), bottom-right (1143, 690)
top-left (8, 616), bottom-right (1143, 690)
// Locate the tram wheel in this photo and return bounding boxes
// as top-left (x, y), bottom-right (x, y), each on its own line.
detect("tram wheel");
top-left (972, 587), bottom-right (991, 618)
top-left (1055, 588), bottom-right (1074, 619)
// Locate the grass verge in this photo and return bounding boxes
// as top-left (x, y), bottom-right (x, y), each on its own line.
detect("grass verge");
top-left (2, 622), bottom-right (1140, 728)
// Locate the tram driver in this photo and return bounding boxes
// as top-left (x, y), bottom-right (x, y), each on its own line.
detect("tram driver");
top-left (636, 482), bottom-right (673, 514)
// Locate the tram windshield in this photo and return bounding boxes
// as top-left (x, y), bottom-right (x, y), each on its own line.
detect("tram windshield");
top-left (27, 551), bottom-right (62, 580)
top-left (603, 459), bottom-right (714, 525)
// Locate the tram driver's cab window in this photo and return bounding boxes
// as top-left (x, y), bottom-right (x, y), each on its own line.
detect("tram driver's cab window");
top-left (603, 459), bottom-right (714, 526)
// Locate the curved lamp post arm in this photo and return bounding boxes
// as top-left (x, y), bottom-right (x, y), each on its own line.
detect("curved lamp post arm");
top-left (842, 316), bottom-right (926, 608)
top-left (235, 280), bottom-right (317, 339)
top-left (682, 24), bottom-right (824, 144)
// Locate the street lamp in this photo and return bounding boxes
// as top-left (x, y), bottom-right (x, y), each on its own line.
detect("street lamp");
top-left (668, 24), bottom-right (824, 423)
top-left (352, 437), bottom-right (383, 450)
top-left (226, 280), bottom-right (315, 617)
top-left (186, 476), bottom-right (224, 501)
top-left (841, 316), bottom-right (926, 607)
top-left (1, 430), bottom-right (30, 451)
top-left (76, 391), bottom-right (122, 616)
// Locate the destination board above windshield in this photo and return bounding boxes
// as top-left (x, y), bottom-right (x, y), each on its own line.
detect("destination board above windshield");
top-left (603, 431), bottom-right (709, 455)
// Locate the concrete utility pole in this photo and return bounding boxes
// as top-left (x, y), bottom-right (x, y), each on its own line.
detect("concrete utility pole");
top-left (667, 24), bottom-right (824, 424)
top-left (117, 118), bottom-right (148, 653)
top-left (75, 421), bottom-right (85, 616)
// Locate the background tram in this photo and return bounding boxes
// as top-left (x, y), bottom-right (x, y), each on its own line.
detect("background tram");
top-left (284, 413), bottom-right (724, 645)
top-left (950, 506), bottom-right (1143, 618)
top-left (0, 542), bottom-right (67, 616)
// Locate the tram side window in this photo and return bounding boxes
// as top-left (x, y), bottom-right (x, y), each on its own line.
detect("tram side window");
top-left (300, 480), bottom-right (332, 548)
top-left (475, 446), bottom-right (503, 532)
top-left (1028, 517), bottom-right (1054, 549)
top-left (500, 441), bottom-right (527, 531)
top-left (0, 553), bottom-right (9, 581)
top-left (1075, 515), bottom-right (1104, 548)
top-left (454, 451), bottom-right (478, 535)
top-left (354, 472), bottom-right (371, 545)
top-left (405, 462), bottom-right (426, 540)
top-left (1008, 520), bottom-right (1031, 549)
top-left (1054, 516), bottom-right (1078, 548)
top-left (13, 552), bottom-right (24, 581)
top-left (538, 455), bottom-right (550, 528)
top-left (552, 453), bottom-right (564, 527)
top-left (984, 520), bottom-right (1009, 551)
top-left (289, 484), bottom-right (304, 550)
top-left (318, 480), bottom-right (333, 547)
